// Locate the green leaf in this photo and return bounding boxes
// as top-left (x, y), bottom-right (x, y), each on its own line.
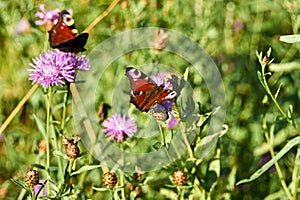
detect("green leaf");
top-left (92, 187), bottom-right (110, 192)
top-left (153, 142), bottom-right (162, 150)
top-left (266, 47), bottom-right (272, 57)
top-left (11, 179), bottom-right (29, 191)
top-left (31, 164), bottom-right (46, 170)
top-left (256, 50), bottom-right (262, 63)
top-left (269, 62), bottom-right (300, 72)
top-left (70, 165), bottom-right (102, 176)
top-left (185, 158), bottom-right (196, 171)
top-left (183, 67), bottom-right (189, 81)
top-left (53, 150), bottom-right (69, 160)
top-left (195, 125), bottom-right (228, 159)
top-left (280, 34), bottom-right (300, 43)
top-left (204, 148), bottom-right (220, 192)
top-left (236, 136), bottom-right (300, 185)
top-left (274, 83), bottom-right (282, 100)
top-left (257, 71), bottom-right (266, 90)
top-left (33, 114), bottom-right (46, 139)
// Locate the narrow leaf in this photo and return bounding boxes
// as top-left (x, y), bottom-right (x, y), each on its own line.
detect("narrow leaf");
top-left (257, 71), bottom-right (266, 90)
top-left (11, 179), bottom-right (29, 191)
top-left (53, 150), bottom-right (69, 160)
top-left (71, 165), bottom-right (102, 176)
top-left (183, 67), bottom-right (189, 81)
top-left (92, 187), bottom-right (109, 192)
top-left (266, 47), bottom-right (272, 57)
top-left (280, 34), bottom-right (300, 43)
top-left (33, 114), bottom-right (46, 139)
top-left (269, 62), bottom-right (300, 72)
top-left (236, 136), bottom-right (300, 185)
top-left (274, 83), bottom-right (282, 100)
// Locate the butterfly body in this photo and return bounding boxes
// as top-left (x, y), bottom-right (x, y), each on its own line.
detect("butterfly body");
top-left (48, 10), bottom-right (88, 53)
top-left (126, 67), bottom-right (177, 113)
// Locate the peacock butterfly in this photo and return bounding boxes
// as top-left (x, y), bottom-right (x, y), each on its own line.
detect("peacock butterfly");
top-left (48, 10), bottom-right (88, 53)
top-left (125, 67), bottom-right (177, 120)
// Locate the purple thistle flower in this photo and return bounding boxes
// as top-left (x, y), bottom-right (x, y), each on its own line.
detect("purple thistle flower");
top-left (168, 115), bottom-right (178, 129)
top-left (28, 50), bottom-right (90, 87)
top-left (33, 180), bottom-right (48, 196)
top-left (151, 72), bottom-right (171, 90)
top-left (102, 114), bottom-right (137, 142)
top-left (161, 101), bottom-right (179, 129)
top-left (15, 18), bottom-right (31, 35)
top-left (35, 4), bottom-right (73, 26)
top-left (35, 4), bottom-right (60, 26)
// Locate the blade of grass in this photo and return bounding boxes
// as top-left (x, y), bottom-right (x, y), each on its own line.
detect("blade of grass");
top-left (84, 0), bottom-right (121, 33)
top-left (236, 136), bottom-right (300, 185)
top-left (0, 84), bottom-right (38, 135)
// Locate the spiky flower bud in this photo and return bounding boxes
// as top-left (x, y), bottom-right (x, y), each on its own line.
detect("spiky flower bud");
top-left (24, 170), bottom-right (39, 186)
top-left (62, 135), bottom-right (80, 159)
top-left (152, 28), bottom-right (168, 51)
top-left (132, 171), bottom-right (143, 182)
top-left (262, 56), bottom-right (269, 66)
top-left (102, 172), bottom-right (117, 189)
top-left (172, 170), bottom-right (187, 186)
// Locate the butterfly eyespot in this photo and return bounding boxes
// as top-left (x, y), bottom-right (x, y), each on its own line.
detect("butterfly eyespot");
top-left (48, 10), bottom-right (89, 53)
top-left (132, 90), bottom-right (143, 96)
top-left (127, 68), bottom-right (142, 79)
top-left (166, 91), bottom-right (177, 99)
top-left (62, 14), bottom-right (75, 26)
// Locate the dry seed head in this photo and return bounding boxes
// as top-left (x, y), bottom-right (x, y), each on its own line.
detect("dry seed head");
top-left (102, 172), bottom-right (117, 189)
top-left (63, 135), bottom-right (80, 159)
top-left (151, 28), bottom-right (168, 51)
top-left (172, 170), bottom-right (187, 186)
top-left (132, 171), bottom-right (143, 182)
top-left (24, 170), bottom-right (39, 186)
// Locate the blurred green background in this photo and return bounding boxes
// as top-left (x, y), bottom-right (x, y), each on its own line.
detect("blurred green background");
top-left (1, 0), bottom-right (300, 199)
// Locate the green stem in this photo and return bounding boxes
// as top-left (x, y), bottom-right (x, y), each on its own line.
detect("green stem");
top-left (68, 159), bottom-right (74, 174)
top-left (180, 123), bottom-right (194, 159)
top-left (292, 146), bottom-right (300, 200)
top-left (177, 186), bottom-right (185, 200)
top-left (120, 144), bottom-right (126, 200)
top-left (50, 115), bottom-right (63, 181)
top-left (261, 64), bottom-right (289, 122)
top-left (46, 86), bottom-right (53, 192)
top-left (159, 124), bottom-right (166, 146)
top-left (120, 172), bottom-right (125, 200)
top-left (264, 131), bottom-right (293, 199)
top-left (61, 84), bottom-right (70, 132)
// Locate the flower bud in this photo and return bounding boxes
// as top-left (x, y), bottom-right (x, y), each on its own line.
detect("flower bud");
top-left (63, 135), bottom-right (80, 159)
top-left (172, 170), bottom-right (187, 186)
top-left (24, 170), bottom-right (39, 186)
top-left (102, 172), bottom-right (118, 189)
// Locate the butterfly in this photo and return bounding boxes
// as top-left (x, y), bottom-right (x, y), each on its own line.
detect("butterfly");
top-left (48, 10), bottom-right (88, 53)
top-left (125, 67), bottom-right (177, 120)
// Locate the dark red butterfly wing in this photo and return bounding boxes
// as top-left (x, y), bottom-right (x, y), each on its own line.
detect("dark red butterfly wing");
top-left (48, 10), bottom-right (88, 53)
top-left (125, 67), bottom-right (176, 112)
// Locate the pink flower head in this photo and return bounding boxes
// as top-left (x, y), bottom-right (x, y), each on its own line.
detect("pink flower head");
top-left (151, 72), bottom-right (171, 90)
top-left (33, 180), bottom-right (48, 196)
top-left (15, 18), bottom-right (31, 35)
top-left (35, 4), bottom-right (72, 26)
top-left (102, 114), bottom-right (137, 142)
top-left (28, 50), bottom-right (90, 87)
